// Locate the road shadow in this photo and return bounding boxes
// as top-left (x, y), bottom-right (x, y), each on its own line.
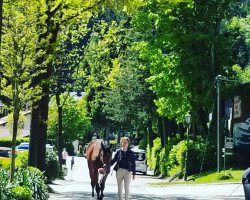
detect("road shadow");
top-left (49, 191), bottom-right (244, 200)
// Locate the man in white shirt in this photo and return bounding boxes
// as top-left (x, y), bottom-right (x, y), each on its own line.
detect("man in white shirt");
top-left (62, 148), bottom-right (69, 165)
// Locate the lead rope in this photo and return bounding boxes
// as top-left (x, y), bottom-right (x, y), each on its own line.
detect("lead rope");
top-left (111, 149), bottom-right (121, 176)
top-left (224, 183), bottom-right (242, 200)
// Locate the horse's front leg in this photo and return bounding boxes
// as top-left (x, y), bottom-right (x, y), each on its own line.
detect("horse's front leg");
top-left (99, 175), bottom-right (108, 199)
top-left (91, 185), bottom-right (95, 198)
top-left (96, 183), bottom-right (101, 200)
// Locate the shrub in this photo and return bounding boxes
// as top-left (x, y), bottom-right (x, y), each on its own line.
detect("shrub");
top-left (217, 170), bottom-right (233, 180)
top-left (159, 148), bottom-right (167, 175)
top-left (0, 157), bottom-right (11, 169)
top-left (166, 136), bottom-right (215, 177)
top-left (44, 150), bottom-right (60, 183)
top-left (0, 165), bottom-right (49, 200)
top-left (138, 138), bottom-right (147, 150)
top-left (16, 151), bottom-right (29, 167)
top-left (12, 186), bottom-right (32, 200)
top-left (0, 138), bottom-right (29, 148)
top-left (168, 140), bottom-right (187, 177)
top-left (0, 168), bottom-right (13, 200)
top-left (147, 138), bottom-right (162, 173)
top-left (146, 145), bottom-right (152, 168)
top-left (16, 167), bottom-right (49, 200)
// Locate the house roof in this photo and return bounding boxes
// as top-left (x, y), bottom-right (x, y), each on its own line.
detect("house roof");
top-left (0, 128), bottom-right (29, 138)
top-left (0, 110), bottom-right (31, 126)
top-left (0, 110), bottom-right (31, 138)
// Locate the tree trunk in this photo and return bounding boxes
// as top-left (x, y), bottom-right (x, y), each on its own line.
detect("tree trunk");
top-left (178, 123), bottom-right (185, 139)
top-left (147, 120), bottom-right (153, 149)
top-left (28, 7), bottom-right (60, 169)
top-left (162, 117), bottom-right (168, 147)
top-left (158, 117), bottom-right (164, 148)
top-left (117, 128), bottom-right (121, 144)
top-left (28, 105), bottom-right (39, 167)
top-left (10, 108), bottom-right (20, 181)
top-left (37, 86), bottom-right (49, 172)
top-left (196, 106), bottom-right (209, 138)
top-left (56, 93), bottom-right (63, 170)
top-left (105, 125), bottom-right (110, 144)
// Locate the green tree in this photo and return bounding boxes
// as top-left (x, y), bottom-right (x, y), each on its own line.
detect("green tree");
top-left (0, 0), bottom-right (41, 181)
top-left (50, 20), bottom-right (89, 167)
top-left (28, 0), bottom-right (142, 172)
top-left (83, 12), bottom-right (158, 147)
top-left (133, 0), bottom-right (242, 135)
top-left (48, 95), bottom-right (91, 143)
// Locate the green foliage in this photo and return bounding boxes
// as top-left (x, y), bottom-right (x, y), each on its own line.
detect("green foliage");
top-left (139, 138), bottom-right (147, 150)
top-left (217, 170), bottom-right (233, 180)
top-left (16, 167), bottom-right (48, 200)
top-left (159, 148), bottom-right (168, 175)
top-left (233, 64), bottom-right (250, 83)
top-left (44, 150), bottom-right (60, 183)
top-left (147, 138), bottom-right (162, 172)
top-left (12, 186), bottom-right (32, 200)
top-left (167, 136), bottom-right (215, 177)
top-left (16, 152), bottom-right (29, 167)
top-left (168, 140), bottom-right (187, 176)
top-left (132, 0), bottom-right (248, 132)
top-left (0, 168), bottom-right (13, 200)
top-left (0, 153), bottom-right (26, 170)
top-left (83, 11), bottom-right (156, 137)
top-left (0, 138), bottom-right (29, 148)
top-left (146, 135), bottom-right (214, 177)
top-left (0, 167), bottom-right (48, 200)
top-left (0, 157), bottom-right (11, 169)
top-left (47, 95), bottom-right (91, 142)
top-left (158, 139), bottom-right (177, 175)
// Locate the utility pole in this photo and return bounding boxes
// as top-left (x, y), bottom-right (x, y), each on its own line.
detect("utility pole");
top-left (216, 75), bottom-right (222, 172)
top-left (215, 75), bottom-right (241, 172)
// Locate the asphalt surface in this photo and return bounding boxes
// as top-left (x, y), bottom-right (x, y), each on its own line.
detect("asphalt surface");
top-left (49, 157), bottom-right (245, 200)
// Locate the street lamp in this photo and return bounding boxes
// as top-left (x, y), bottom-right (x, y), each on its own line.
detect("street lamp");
top-left (184, 112), bottom-right (191, 181)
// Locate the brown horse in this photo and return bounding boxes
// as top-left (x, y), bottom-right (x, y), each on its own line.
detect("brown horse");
top-left (86, 139), bottom-right (112, 200)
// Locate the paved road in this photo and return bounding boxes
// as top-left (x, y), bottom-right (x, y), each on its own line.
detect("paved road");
top-left (49, 157), bottom-right (245, 200)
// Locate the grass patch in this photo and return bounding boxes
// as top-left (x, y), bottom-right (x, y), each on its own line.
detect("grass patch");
top-left (151, 169), bottom-right (244, 186)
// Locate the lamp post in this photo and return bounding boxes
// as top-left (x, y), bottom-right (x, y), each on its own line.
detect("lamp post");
top-left (184, 112), bottom-right (191, 181)
top-left (216, 75), bottom-right (222, 172)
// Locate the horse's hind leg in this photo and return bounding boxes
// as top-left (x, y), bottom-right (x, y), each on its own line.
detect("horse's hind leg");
top-left (89, 166), bottom-right (98, 198)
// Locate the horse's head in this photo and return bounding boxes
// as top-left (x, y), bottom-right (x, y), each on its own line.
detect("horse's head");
top-left (100, 142), bottom-right (112, 174)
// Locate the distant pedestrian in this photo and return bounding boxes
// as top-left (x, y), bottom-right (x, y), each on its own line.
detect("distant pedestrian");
top-left (62, 148), bottom-right (69, 165)
top-left (71, 156), bottom-right (75, 170)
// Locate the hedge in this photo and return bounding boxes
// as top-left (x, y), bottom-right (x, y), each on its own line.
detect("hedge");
top-left (0, 138), bottom-right (29, 147)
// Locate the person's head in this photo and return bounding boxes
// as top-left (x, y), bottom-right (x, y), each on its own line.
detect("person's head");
top-left (120, 137), bottom-right (130, 150)
top-left (63, 148), bottom-right (66, 151)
